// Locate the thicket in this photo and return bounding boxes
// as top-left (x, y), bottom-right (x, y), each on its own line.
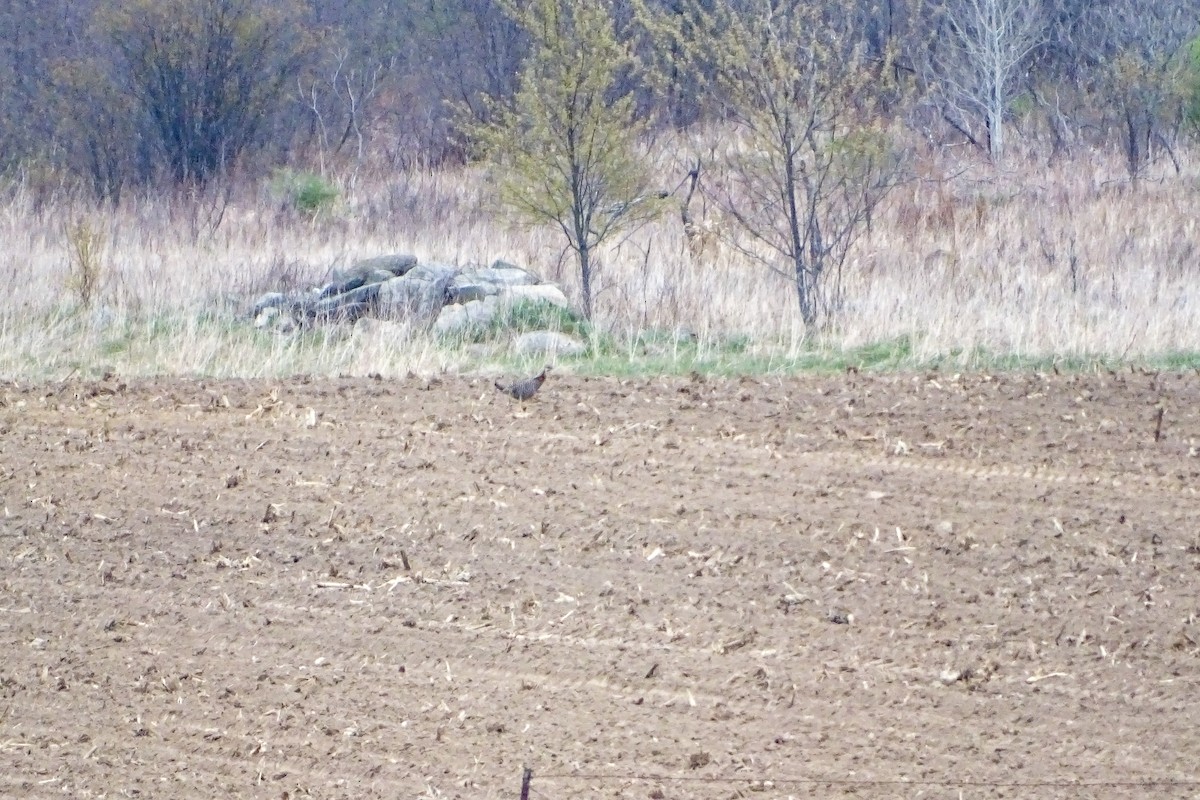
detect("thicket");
top-left (2, 0), bottom-right (1197, 190)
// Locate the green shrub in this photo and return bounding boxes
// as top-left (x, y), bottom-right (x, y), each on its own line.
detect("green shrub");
top-left (272, 169), bottom-right (339, 217)
top-left (1185, 36), bottom-right (1200, 132)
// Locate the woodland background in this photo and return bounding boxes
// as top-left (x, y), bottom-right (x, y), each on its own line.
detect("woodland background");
top-left (2, 0), bottom-right (1198, 189)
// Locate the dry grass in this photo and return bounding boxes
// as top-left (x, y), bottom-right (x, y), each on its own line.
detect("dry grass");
top-left (1, 141), bottom-right (1198, 379)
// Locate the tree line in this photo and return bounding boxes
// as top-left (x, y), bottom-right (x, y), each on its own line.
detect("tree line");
top-left (1, 0), bottom-right (1197, 199)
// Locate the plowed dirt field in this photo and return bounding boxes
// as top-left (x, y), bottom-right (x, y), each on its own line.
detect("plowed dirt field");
top-left (2, 371), bottom-right (1200, 799)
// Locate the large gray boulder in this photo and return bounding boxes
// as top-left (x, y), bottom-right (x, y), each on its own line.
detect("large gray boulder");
top-left (349, 253), bottom-right (419, 277)
top-left (245, 254), bottom-right (573, 336)
top-left (307, 281), bottom-right (382, 323)
top-left (434, 296), bottom-right (501, 334)
top-left (447, 274), bottom-right (501, 305)
top-left (506, 284), bottom-right (570, 308)
top-left (475, 261), bottom-right (541, 287)
top-left (377, 262), bottom-right (456, 323)
top-left (317, 256), bottom-right (415, 300)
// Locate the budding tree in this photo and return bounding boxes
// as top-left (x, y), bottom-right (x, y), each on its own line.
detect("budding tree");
top-left (657, 0), bottom-right (905, 331)
top-left (473, 0), bottom-right (664, 320)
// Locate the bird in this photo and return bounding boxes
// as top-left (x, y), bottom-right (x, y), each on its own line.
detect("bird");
top-left (495, 366), bottom-right (550, 401)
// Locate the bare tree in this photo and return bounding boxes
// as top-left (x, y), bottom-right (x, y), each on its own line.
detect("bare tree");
top-left (1078, 0), bottom-right (1200, 179)
top-left (102, 0), bottom-right (312, 186)
top-left (0, 0), bottom-right (95, 175)
top-left (299, 49), bottom-right (389, 178)
top-left (659, 0), bottom-right (906, 332)
top-left (924, 0), bottom-right (1045, 160)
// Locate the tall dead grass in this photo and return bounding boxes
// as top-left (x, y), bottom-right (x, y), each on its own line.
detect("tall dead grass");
top-left (0, 139), bottom-right (1197, 379)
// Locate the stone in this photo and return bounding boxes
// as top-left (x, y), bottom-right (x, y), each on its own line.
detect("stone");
top-left (447, 281), bottom-right (492, 304)
top-left (243, 255), bottom-right (575, 339)
top-left (434, 297), bottom-right (499, 334)
top-left (310, 296), bottom-right (370, 323)
top-left (447, 272), bottom-right (505, 304)
top-left (368, 268), bottom-right (398, 284)
top-left (505, 284), bottom-right (570, 309)
top-left (513, 330), bottom-right (586, 357)
top-left (433, 305), bottom-right (469, 335)
top-left (465, 296), bottom-right (500, 325)
top-left (252, 292), bottom-right (288, 317)
top-left (350, 253), bottom-right (419, 277)
top-left (306, 281), bottom-right (382, 323)
top-left (405, 262), bottom-right (458, 283)
top-left (377, 266), bottom-right (453, 323)
top-left (318, 266), bottom-right (395, 299)
top-left (475, 262), bottom-right (539, 287)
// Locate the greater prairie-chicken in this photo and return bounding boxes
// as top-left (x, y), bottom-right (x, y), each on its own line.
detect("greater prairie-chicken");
top-left (495, 366), bottom-right (550, 401)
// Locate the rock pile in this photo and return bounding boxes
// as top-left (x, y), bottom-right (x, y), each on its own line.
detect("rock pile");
top-left (251, 255), bottom-right (583, 356)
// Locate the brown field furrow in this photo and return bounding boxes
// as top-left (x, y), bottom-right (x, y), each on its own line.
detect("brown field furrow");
top-left (3, 373), bottom-right (1200, 798)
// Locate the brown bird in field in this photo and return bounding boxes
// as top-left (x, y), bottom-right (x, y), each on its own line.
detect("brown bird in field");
top-left (495, 366), bottom-right (550, 401)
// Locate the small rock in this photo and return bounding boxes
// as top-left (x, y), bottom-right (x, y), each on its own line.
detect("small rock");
top-left (939, 669), bottom-right (962, 685)
top-left (254, 306), bottom-right (280, 329)
top-left (433, 304), bottom-right (470, 334)
top-left (476, 262), bottom-right (539, 287)
top-left (513, 330), bottom-right (585, 357)
top-left (251, 292), bottom-right (288, 317)
top-left (506, 284), bottom-right (570, 308)
top-left (828, 609), bottom-right (853, 625)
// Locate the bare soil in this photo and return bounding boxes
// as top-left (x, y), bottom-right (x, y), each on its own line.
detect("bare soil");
top-left (3, 371), bottom-right (1200, 799)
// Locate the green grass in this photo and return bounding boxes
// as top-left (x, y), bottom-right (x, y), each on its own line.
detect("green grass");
top-left (6, 303), bottom-right (1200, 381)
top-left (1152, 351), bottom-right (1200, 371)
top-left (466, 298), bottom-right (593, 343)
top-left (271, 169), bottom-right (339, 217)
top-left (549, 334), bottom-right (920, 377)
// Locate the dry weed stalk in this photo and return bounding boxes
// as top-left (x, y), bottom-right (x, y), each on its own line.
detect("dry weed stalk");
top-left (64, 218), bottom-right (107, 310)
top-left (0, 140), bottom-right (1198, 377)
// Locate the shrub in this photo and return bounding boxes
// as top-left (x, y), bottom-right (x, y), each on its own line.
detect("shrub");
top-left (271, 169), bottom-right (339, 217)
top-left (64, 219), bottom-right (106, 310)
top-left (1185, 36), bottom-right (1200, 132)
